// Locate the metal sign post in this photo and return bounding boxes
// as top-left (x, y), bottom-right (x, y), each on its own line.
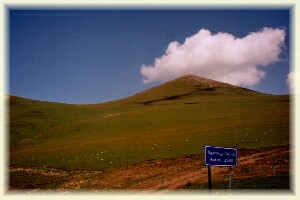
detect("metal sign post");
top-left (208, 165), bottom-right (212, 190)
top-left (204, 145), bottom-right (237, 190)
top-left (228, 166), bottom-right (232, 189)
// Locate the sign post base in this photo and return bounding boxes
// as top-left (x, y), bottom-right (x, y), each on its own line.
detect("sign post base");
top-left (229, 166), bottom-right (232, 189)
top-left (208, 165), bottom-right (212, 190)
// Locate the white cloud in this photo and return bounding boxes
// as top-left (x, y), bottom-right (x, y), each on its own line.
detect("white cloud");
top-left (287, 71), bottom-right (294, 89)
top-left (140, 27), bottom-right (285, 86)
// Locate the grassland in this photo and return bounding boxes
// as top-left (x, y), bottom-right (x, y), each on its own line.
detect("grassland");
top-left (9, 75), bottom-right (290, 171)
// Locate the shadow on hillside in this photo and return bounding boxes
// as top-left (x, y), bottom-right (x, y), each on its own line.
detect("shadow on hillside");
top-left (139, 87), bottom-right (216, 105)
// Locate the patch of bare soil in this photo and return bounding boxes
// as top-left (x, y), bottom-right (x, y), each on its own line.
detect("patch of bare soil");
top-left (9, 145), bottom-right (290, 191)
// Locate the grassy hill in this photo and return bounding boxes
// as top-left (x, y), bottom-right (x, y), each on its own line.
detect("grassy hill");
top-left (9, 75), bottom-right (290, 171)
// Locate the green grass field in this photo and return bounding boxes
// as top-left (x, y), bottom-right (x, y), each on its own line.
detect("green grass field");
top-left (9, 75), bottom-right (290, 171)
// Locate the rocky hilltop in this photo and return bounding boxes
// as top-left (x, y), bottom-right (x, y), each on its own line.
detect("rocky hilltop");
top-left (174, 74), bottom-right (238, 88)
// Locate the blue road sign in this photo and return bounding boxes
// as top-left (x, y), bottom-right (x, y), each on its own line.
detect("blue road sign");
top-left (205, 146), bottom-right (237, 166)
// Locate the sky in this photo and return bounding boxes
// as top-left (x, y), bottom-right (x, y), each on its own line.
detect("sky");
top-left (9, 9), bottom-right (291, 104)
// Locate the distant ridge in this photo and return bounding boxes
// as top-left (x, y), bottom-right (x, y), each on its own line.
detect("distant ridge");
top-left (172, 74), bottom-right (238, 88)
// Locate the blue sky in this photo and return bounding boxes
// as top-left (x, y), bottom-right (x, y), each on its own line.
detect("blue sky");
top-left (9, 9), bottom-right (290, 104)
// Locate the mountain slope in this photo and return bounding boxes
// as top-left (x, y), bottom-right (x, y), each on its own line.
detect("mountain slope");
top-left (119, 74), bottom-right (261, 105)
top-left (9, 75), bottom-right (290, 170)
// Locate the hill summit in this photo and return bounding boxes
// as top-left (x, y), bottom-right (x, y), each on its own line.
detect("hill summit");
top-left (122, 74), bottom-right (259, 105)
top-left (173, 74), bottom-right (238, 88)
